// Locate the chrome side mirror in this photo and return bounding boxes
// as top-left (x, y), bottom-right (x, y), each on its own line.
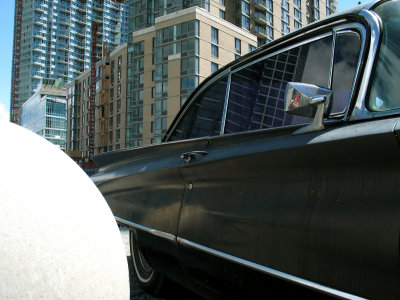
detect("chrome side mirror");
top-left (284, 82), bottom-right (332, 135)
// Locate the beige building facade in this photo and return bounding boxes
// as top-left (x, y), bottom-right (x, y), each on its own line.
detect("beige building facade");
top-left (66, 43), bottom-right (128, 162)
top-left (126, 6), bottom-right (258, 147)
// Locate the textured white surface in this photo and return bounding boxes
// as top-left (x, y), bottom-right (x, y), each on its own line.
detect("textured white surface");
top-left (0, 121), bottom-right (129, 299)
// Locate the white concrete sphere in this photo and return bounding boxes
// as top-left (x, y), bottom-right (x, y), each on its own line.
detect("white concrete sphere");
top-left (0, 121), bottom-right (129, 299)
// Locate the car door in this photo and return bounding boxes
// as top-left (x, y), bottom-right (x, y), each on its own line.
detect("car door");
top-left (173, 24), bottom-right (400, 298)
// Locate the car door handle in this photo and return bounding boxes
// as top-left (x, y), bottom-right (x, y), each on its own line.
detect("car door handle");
top-left (180, 151), bottom-right (208, 163)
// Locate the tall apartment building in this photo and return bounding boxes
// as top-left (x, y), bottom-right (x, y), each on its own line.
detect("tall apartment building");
top-left (20, 78), bottom-right (67, 149)
top-left (65, 0), bottom-right (337, 162)
top-left (129, 0), bottom-right (337, 46)
top-left (66, 43), bottom-right (127, 160)
top-left (124, 0), bottom-right (336, 146)
top-left (10, 0), bottom-right (130, 122)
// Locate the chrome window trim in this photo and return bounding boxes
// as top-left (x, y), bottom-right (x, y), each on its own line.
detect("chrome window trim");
top-left (331, 23), bottom-right (367, 119)
top-left (328, 30), bottom-right (337, 90)
top-left (350, 10), bottom-right (384, 120)
top-left (165, 68), bottom-right (231, 141)
top-left (220, 73), bottom-right (231, 135)
top-left (115, 217), bottom-right (176, 242)
top-left (177, 237), bottom-right (366, 300)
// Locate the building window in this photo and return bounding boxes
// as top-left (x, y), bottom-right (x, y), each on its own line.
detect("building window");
top-left (117, 84), bottom-right (121, 96)
top-left (282, 21), bottom-right (290, 35)
top-left (117, 99), bottom-right (121, 110)
top-left (242, 0), bottom-right (250, 15)
top-left (117, 114), bottom-right (120, 125)
top-left (281, 0), bottom-right (289, 11)
top-left (211, 62), bottom-right (218, 73)
top-left (110, 102), bottom-right (113, 114)
top-left (116, 129), bottom-right (120, 140)
top-left (235, 38), bottom-right (241, 54)
top-left (211, 44), bottom-right (219, 57)
top-left (294, 0), bottom-right (301, 8)
top-left (294, 8), bottom-right (301, 21)
top-left (242, 15), bottom-right (250, 30)
top-left (249, 44), bottom-right (256, 52)
top-left (314, 8), bottom-right (320, 20)
top-left (211, 27), bottom-right (219, 44)
top-left (152, 117), bottom-right (168, 135)
top-left (282, 8), bottom-right (290, 23)
top-left (181, 76), bottom-right (199, 94)
top-left (118, 56), bottom-right (122, 68)
top-left (181, 57), bottom-right (199, 75)
top-left (220, 0), bottom-right (225, 5)
top-left (118, 69), bottom-right (121, 81)
top-left (294, 20), bottom-right (302, 29)
top-left (219, 9), bottom-right (225, 19)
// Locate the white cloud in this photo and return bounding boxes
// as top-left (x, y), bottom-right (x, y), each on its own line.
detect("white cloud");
top-left (0, 102), bottom-right (10, 122)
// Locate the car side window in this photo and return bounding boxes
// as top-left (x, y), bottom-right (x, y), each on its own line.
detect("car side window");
top-left (169, 76), bottom-right (228, 141)
top-left (329, 31), bottom-right (361, 116)
top-left (224, 36), bottom-right (333, 134)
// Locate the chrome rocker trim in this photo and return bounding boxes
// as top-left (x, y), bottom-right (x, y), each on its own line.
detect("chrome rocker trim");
top-left (115, 217), bottom-right (176, 242)
top-left (116, 216), bottom-right (365, 300)
top-left (177, 237), bottom-right (366, 300)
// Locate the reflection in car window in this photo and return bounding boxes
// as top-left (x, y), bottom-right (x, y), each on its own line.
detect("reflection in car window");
top-left (169, 76), bottom-right (228, 141)
top-left (224, 36), bottom-right (332, 134)
top-left (330, 31), bottom-right (361, 116)
top-left (369, 1), bottom-right (400, 112)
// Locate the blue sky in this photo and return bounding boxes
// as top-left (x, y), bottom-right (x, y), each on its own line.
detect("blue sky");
top-left (0, 0), bottom-right (370, 122)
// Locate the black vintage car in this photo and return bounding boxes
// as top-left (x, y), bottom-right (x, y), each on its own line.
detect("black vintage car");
top-left (92, 1), bottom-right (400, 298)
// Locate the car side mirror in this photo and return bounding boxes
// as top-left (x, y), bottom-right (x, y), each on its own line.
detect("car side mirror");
top-left (284, 82), bottom-right (332, 135)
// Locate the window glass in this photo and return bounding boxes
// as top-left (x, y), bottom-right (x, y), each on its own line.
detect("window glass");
top-left (224, 36), bottom-right (332, 134)
top-left (369, 1), bottom-right (400, 112)
top-left (330, 31), bottom-right (361, 116)
top-left (169, 76), bottom-right (228, 141)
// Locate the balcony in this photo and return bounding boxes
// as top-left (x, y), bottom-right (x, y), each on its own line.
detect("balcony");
top-left (74, 2), bottom-right (86, 12)
top-left (254, 11), bottom-right (267, 25)
top-left (73, 41), bottom-right (85, 50)
top-left (254, 25), bottom-right (267, 38)
top-left (74, 16), bottom-right (86, 24)
top-left (73, 27), bottom-right (86, 37)
top-left (58, 17), bottom-right (70, 26)
top-left (34, 17), bottom-right (47, 27)
top-left (57, 42), bottom-right (69, 51)
top-left (71, 54), bottom-right (85, 62)
top-left (254, 0), bottom-right (267, 11)
top-left (34, 3), bottom-right (46, 13)
top-left (108, 1), bottom-right (122, 11)
top-left (59, 30), bottom-right (69, 39)
top-left (93, 3), bottom-right (104, 11)
top-left (57, 57), bottom-right (68, 64)
top-left (59, 4), bottom-right (70, 13)
top-left (109, 24), bottom-right (120, 33)
top-left (109, 14), bottom-right (120, 22)
top-left (32, 44), bottom-right (47, 53)
top-left (32, 58), bottom-right (45, 66)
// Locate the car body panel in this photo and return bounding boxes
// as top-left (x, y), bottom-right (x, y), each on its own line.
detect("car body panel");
top-left (91, 2), bottom-right (400, 298)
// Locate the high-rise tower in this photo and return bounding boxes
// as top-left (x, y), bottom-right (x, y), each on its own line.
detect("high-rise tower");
top-left (10, 0), bottom-right (130, 122)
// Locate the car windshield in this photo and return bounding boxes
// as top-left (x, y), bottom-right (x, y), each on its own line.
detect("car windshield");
top-left (369, 0), bottom-right (400, 112)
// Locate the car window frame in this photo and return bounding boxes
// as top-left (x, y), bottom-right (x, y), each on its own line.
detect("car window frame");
top-left (165, 22), bottom-right (368, 142)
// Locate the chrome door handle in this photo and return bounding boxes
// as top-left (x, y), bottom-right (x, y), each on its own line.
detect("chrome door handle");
top-left (180, 151), bottom-right (208, 163)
